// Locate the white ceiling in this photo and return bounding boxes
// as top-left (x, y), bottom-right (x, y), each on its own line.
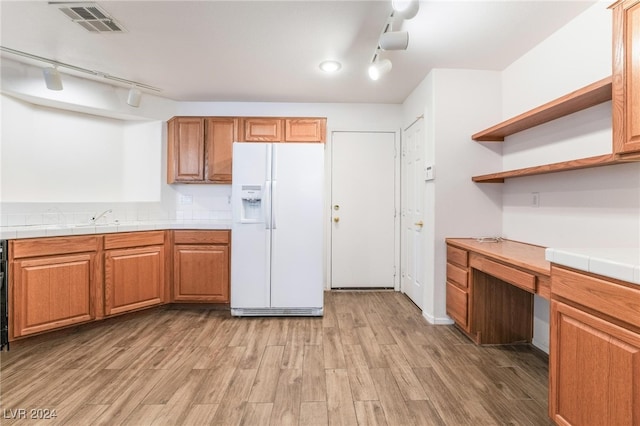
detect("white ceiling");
top-left (0, 0), bottom-right (597, 104)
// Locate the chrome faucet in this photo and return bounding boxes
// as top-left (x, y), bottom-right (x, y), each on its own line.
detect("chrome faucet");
top-left (90, 209), bottom-right (112, 224)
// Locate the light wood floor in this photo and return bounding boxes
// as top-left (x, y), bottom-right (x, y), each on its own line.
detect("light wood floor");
top-left (0, 291), bottom-right (552, 425)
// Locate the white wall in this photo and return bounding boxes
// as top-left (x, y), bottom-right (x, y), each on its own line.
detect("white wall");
top-left (402, 69), bottom-right (503, 324)
top-left (500, 0), bottom-right (640, 352)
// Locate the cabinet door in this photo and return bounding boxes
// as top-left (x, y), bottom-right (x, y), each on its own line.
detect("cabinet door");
top-left (104, 246), bottom-right (164, 316)
top-left (168, 117), bottom-right (205, 182)
top-left (174, 245), bottom-right (229, 302)
top-left (242, 118), bottom-right (283, 141)
top-left (550, 301), bottom-right (640, 426)
top-left (206, 118), bottom-right (236, 182)
top-left (284, 118), bottom-right (326, 142)
top-left (13, 253), bottom-right (95, 337)
top-left (612, 0), bottom-right (640, 155)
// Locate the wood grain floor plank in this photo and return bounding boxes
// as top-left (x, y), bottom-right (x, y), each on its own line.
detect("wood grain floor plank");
top-left (180, 403), bottom-right (220, 425)
top-left (248, 345), bottom-right (284, 403)
top-left (369, 368), bottom-right (415, 426)
top-left (354, 400), bottom-right (389, 426)
top-left (240, 402), bottom-right (273, 426)
top-left (301, 344), bottom-right (327, 402)
top-left (210, 368), bottom-right (258, 426)
top-left (325, 369), bottom-right (358, 426)
top-left (300, 401), bottom-right (329, 426)
top-left (1, 292), bottom-right (551, 425)
top-left (269, 368), bottom-right (302, 425)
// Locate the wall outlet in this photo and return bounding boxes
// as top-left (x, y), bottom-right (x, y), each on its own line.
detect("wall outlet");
top-left (531, 192), bottom-right (540, 208)
top-left (179, 194), bottom-right (193, 205)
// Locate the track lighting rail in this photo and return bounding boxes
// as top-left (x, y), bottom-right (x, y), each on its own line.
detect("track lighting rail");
top-left (0, 46), bottom-right (161, 93)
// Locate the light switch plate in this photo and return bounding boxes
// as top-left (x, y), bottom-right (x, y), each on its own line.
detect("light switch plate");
top-left (424, 164), bottom-right (435, 181)
top-left (179, 194), bottom-right (193, 205)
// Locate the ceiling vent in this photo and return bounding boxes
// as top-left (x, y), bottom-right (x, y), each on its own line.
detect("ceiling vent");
top-left (50, 2), bottom-right (126, 33)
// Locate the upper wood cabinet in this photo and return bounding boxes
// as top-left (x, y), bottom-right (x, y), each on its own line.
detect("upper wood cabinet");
top-left (239, 117), bottom-right (326, 143)
top-left (241, 118), bottom-right (283, 142)
top-left (168, 117), bottom-right (205, 182)
top-left (167, 117), bottom-right (235, 184)
top-left (206, 118), bottom-right (236, 182)
top-left (612, 0), bottom-right (640, 157)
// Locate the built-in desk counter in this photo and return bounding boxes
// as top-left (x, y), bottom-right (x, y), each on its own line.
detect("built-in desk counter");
top-left (445, 238), bottom-right (551, 345)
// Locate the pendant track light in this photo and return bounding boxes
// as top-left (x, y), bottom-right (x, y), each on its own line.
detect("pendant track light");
top-left (42, 66), bottom-right (63, 91)
top-left (379, 31), bottom-right (409, 51)
top-left (127, 86), bottom-right (142, 107)
top-left (368, 58), bottom-right (392, 81)
top-left (392, 0), bottom-right (420, 20)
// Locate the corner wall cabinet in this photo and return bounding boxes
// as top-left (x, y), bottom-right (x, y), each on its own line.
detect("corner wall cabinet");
top-left (549, 265), bottom-right (640, 426)
top-left (612, 0), bottom-right (640, 157)
top-left (9, 236), bottom-right (100, 339)
top-left (472, 0), bottom-right (640, 182)
top-left (173, 230), bottom-right (230, 303)
top-left (104, 231), bottom-right (166, 316)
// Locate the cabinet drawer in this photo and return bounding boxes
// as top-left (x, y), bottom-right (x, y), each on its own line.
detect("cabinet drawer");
top-left (447, 262), bottom-right (468, 289)
top-left (174, 230), bottom-right (230, 245)
top-left (12, 235), bottom-right (99, 259)
top-left (472, 256), bottom-right (536, 293)
top-left (447, 245), bottom-right (468, 268)
top-left (552, 266), bottom-right (640, 330)
top-left (104, 231), bottom-right (165, 250)
top-left (446, 282), bottom-right (468, 328)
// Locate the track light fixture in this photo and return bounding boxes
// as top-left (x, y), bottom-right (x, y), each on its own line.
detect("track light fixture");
top-left (127, 86), bottom-right (142, 107)
top-left (368, 58), bottom-right (392, 81)
top-left (379, 31), bottom-right (409, 51)
top-left (392, 0), bottom-right (420, 20)
top-left (1, 46), bottom-right (161, 103)
top-left (42, 66), bottom-right (63, 90)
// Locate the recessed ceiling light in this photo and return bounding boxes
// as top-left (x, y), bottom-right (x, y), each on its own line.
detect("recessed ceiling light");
top-left (319, 60), bottom-right (342, 73)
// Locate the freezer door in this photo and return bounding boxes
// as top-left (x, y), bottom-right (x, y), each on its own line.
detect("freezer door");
top-left (270, 143), bottom-right (324, 309)
top-left (231, 142), bottom-right (272, 309)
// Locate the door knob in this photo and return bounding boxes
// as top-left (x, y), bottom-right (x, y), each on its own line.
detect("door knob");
top-left (333, 217), bottom-right (340, 223)
top-left (415, 220), bottom-right (424, 227)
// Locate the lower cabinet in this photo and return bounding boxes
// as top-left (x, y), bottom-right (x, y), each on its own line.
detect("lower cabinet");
top-left (10, 236), bottom-right (99, 338)
top-left (550, 266), bottom-right (640, 426)
top-left (445, 244), bottom-right (470, 331)
top-left (104, 231), bottom-right (165, 316)
top-left (173, 230), bottom-right (230, 303)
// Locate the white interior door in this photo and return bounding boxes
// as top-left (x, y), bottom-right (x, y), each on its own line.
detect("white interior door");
top-left (401, 119), bottom-right (425, 308)
top-left (331, 131), bottom-right (396, 288)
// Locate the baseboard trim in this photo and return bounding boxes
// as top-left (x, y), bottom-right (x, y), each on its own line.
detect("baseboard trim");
top-left (422, 311), bottom-right (455, 325)
top-left (532, 338), bottom-right (550, 354)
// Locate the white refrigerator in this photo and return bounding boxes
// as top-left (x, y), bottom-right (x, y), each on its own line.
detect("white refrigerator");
top-left (231, 142), bottom-right (324, 316)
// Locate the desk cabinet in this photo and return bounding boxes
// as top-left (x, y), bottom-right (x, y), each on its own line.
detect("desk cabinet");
top-left (549, 266), bottom-right (640, 426)
top-left (445, 245), bottom-right (470, 330)
top-left (446, 239), bottom-right (543, 345)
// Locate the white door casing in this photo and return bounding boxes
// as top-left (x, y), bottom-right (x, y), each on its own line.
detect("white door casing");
top-left (330, 131), bottom-right (397, 288)
top-left (401, 118), bottom-right (425, 308)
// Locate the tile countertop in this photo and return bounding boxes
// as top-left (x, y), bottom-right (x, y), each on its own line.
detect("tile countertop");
top-left (545, 248), bottom-right (640, 285)
top-left (0, 220), bottom-right (231, 240)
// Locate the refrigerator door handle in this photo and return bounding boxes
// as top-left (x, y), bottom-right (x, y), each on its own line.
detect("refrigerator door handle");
top-left (272, 180), bottom-right (277, 229)
top-left (264, 180), bottom-right (272, 230)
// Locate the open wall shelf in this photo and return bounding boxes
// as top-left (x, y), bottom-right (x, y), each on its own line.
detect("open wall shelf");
top-left (472, 77), bottom-right (613, 142)
top-left (470, 76), bottom-right (640, 182)
top-left (472, 154), bottom-right (631, 183)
